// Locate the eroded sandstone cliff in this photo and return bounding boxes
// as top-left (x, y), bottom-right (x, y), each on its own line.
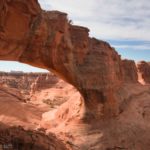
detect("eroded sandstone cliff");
top-left (121, 59), bottom-right (138, 83)
top-left (137, 61), bottom-right (150, 84)
top-left (0, 71), bottom-right (59, 100)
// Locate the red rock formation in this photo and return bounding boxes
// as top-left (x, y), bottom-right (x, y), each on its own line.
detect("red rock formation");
top-left (0, 124), bottom-right (67, 150)
top-left (0, 0), bottom-right (123, 119)
top-left (30, 73), bottom-right (58, 93)
top-left (121, 59), bottom-right (138, 83)
top-left (0, 71), bottom-right (71, 109)
top-left (0, 72), bottom-right (58, 94)
top-left (137, 61), bottom-right (150, 84)
top-left (1, 0), bottom-right (150, 149)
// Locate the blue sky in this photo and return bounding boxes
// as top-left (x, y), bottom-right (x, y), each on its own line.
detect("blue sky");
top-left (0, 0), bottom-right (149, 72)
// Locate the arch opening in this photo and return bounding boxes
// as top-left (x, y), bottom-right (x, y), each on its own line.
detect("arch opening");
top-left (0, 61), bottom-right (82, 129)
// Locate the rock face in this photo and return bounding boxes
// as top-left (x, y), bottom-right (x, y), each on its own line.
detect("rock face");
top-left (0, 0), bottom-right (123, 119)
top-left (0, 124), bottom-right (67, 150)
top-left (30, 73), bottom-right (59, 93)
top-left (121, 59), bottom-right (138, 83)
top-left (137, 61), bottom-right (150, 84)
top-left (0, 0), bottom-right (150, 149)
top-left (0, 71), bottom-right (58, 97)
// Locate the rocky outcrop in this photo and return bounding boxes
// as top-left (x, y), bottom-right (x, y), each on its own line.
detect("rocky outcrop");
top-left (0, 0), bottom-right (123, 119)
top-left (0, 124), bottom-right (67, 150)
top-left (30, 73), bottom-right (58, 93)
top-left (137, 61), bottom-right (150, 84)
top-left (0, 72), bottom-right (58, 95)
top-left (121, 59), bottom-right (138, 83)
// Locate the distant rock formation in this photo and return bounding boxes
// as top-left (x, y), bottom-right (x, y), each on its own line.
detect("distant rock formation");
top-left (121, 59), bottom-right (138, 83)
top-left (0, 72), bottom-right (58, 95)
top-left (0, 71), bottom-right (74, 108)
top-left (137, 61), bottom-right (150, 84)
top-left (30, 73), bottom-right (58, 94)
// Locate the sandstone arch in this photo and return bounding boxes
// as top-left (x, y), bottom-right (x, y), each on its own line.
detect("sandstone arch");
top-left (0, 0), bottom-right (124, 119)
top-left (2, 1), bottom-right (150, 150)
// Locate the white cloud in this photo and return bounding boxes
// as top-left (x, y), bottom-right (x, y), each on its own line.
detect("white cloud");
top-left (38, 0), bottom-right (150, 41)
top-left (112, 44), bottom-right (150, 51)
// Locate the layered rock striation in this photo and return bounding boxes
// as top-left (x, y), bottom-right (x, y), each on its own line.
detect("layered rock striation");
top-left (0, 71), bottom-right (58, 94)
top-left (121, 59), bottom-right (138, 83)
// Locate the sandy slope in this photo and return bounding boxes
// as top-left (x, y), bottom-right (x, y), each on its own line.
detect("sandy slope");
top-left (0, 87), bottom-right (43, 129)
top-left (0, 77), bottom-right (150, 149)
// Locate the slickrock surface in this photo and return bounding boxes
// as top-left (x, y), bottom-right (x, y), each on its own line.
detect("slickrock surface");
top-left (0, 86), bottom-right (42, 129)
top-left (0, 0), bottom-right (150, 149)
